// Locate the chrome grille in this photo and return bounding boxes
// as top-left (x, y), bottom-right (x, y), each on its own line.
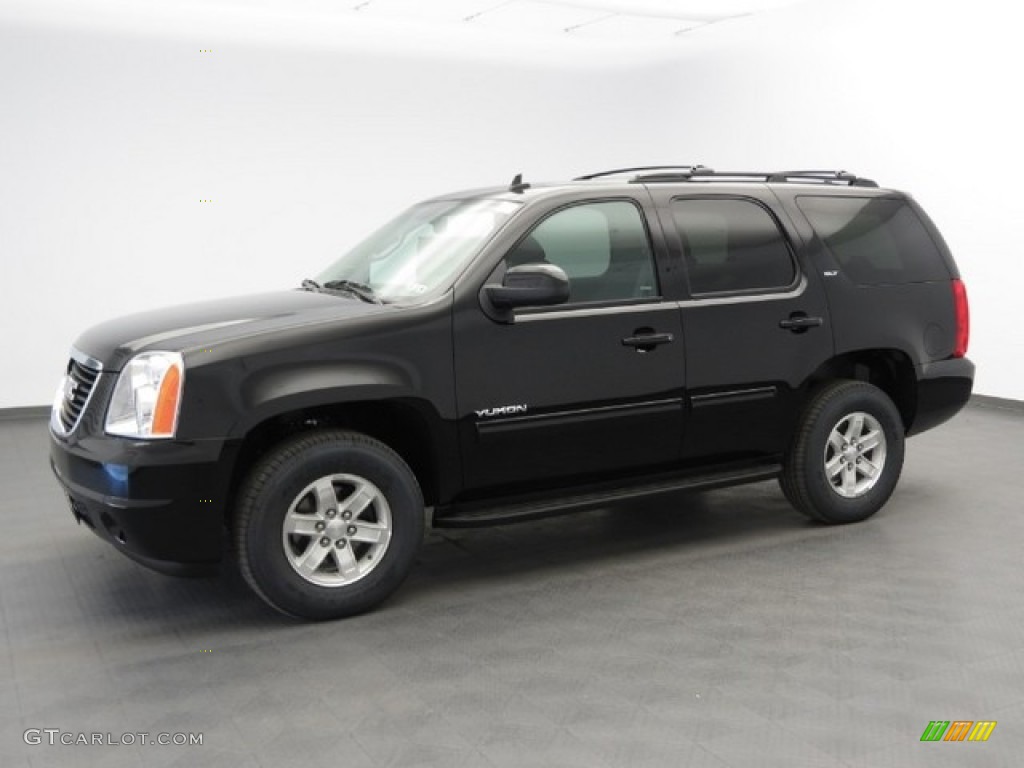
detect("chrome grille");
top-left (53, 351), bottom-right (103, 436)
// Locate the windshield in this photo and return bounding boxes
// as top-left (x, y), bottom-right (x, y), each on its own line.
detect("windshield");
top-left (316, 198), bottom-right (521, 303)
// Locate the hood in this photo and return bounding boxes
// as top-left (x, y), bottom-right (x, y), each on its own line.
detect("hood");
top-left (74, 290), bottom-right (388, 370)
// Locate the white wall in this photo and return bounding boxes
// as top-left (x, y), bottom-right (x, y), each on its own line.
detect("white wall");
top-left (666, 0), bottom-right (1023, 400)
top-left (0, 1), bottom-right (679, 408)
top-left (2, 0), bottom-right (1021, 407)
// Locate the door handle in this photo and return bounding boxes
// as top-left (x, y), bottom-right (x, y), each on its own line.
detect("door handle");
top-left (778, 314), bottom-right (823, 333)
top-left (622, 331), bottom-right (675, 352)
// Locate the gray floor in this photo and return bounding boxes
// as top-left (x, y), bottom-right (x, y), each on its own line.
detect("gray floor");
top-left (1, 402), bottom-right (1022, 768)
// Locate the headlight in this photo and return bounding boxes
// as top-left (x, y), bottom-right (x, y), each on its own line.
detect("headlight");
top-left (105, 351), bottom-right (184, 439)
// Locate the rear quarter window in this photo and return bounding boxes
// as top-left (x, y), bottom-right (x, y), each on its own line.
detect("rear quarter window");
top-left (796, 196), bottom-right (948, 285)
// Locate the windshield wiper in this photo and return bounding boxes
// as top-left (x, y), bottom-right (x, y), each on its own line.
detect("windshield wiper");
top-left (322, 279), bottom-right (382, 304)
top-left (300, 278), bottom-right (322, 292)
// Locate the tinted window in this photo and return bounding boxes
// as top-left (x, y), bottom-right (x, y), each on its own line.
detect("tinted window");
top-left (504, 201), bottom-right (658, 303)
top-left (670, 199), bottom-right (796, 295)
top-left (797, 196), bottom-right (948, 285)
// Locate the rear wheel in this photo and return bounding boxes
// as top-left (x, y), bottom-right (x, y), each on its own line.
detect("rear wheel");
top-left (234, 430), bottom-right (424, 619)
top-left (781, 380), bottom-right (904, 524)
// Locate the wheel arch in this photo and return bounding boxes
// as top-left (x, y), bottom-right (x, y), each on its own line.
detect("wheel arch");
top-left (805, 348), bottom-right (917, 432)
top-left (224, 398), bottom-right (453, 528)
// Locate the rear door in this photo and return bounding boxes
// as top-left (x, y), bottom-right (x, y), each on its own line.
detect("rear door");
top-left (651, 190), bottom-right (834, 461)
top-left (453, 195), bottom-right (686, 494)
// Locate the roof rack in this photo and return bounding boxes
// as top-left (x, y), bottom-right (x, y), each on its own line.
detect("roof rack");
top-left (575, 166), bottom-right (878, 188)
top-left (763, 170), bottom-right (878, 187)
top-left (574, 165), bottom-right (709, 181)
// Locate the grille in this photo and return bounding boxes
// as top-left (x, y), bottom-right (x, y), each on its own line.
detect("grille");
top-left (57, 355), bottom-right (101, 435)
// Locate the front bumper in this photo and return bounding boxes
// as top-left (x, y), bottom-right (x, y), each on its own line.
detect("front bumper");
top-left (49, 430), bottom-right (237, 574)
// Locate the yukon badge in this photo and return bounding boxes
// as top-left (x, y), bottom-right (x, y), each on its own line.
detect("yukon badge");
top-left (475, 404), bottom-right (528, 419)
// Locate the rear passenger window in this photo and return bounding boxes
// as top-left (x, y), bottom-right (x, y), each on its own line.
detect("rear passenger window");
top-left (670, 199), bottom-right (796, 295)
top-left (796, 196), bottom-right (948, 285)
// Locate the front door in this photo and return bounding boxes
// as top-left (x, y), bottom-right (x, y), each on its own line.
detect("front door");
top-left (454, 198), bottom-right (686, 494)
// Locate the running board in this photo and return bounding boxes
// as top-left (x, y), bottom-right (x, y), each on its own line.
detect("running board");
top-left (434, 463), bottom-right (782, 529)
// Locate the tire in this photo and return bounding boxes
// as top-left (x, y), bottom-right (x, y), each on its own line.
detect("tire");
top-left (234, 430), bottom-right (424, 620)
top-left (780, 380), bottom-right (905, 524)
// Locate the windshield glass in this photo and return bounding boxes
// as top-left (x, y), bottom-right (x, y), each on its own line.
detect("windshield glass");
top-left (317, 198), bottom-right (521, 303)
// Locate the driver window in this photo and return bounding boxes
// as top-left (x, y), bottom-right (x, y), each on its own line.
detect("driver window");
top-left (504, 201), bottom-right (658, 304)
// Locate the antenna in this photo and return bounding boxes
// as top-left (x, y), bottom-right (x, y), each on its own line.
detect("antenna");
top-left (509, 173), bottom-right (530, 193)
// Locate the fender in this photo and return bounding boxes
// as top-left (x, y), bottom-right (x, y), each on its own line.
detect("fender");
top-left (231, 358), bottom-right (421, 439)
top-left (169, 297), bottom-right (457, 442)
top-left (228, 358), bottom-right (461, 504)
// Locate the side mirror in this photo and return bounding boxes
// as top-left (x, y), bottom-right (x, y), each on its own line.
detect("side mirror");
top-left (484, 264), bottom-right (570, 315)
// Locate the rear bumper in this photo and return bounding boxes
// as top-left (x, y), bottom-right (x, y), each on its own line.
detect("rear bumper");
top-left (909, 357), bottom-right (975, 436)
top-left (49, 431), bottom-right (236, 573)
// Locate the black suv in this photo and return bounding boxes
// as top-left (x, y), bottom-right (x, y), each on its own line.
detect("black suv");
top-left (49, 167), bottom-right (974, 619)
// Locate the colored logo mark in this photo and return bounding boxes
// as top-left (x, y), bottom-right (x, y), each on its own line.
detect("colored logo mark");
top-left (920, 721), bottom-right (997, 742)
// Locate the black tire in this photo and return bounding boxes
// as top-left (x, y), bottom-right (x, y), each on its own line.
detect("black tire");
top-left (234, 430), bottom-right (424, 620)
top-left (780, 380), bottom-right (905, 524)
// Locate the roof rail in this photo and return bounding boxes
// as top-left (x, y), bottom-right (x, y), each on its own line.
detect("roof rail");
top-left (574, 165), bottom-right (709, 181)
top-left (626, 168), bottom-right (878, 188)
top-left (764, 170), bottom-right (878, 187)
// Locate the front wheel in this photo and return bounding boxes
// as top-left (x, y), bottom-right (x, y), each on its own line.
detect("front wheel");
top-left (234, 430), bottom-right (424, 619)
top-left (780, 380), bottom-right (905, 524)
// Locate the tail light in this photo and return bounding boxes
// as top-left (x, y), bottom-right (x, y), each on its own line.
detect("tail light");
top-left (952, 279), bottom-right (969, 358)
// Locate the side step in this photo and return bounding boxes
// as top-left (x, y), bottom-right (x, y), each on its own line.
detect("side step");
top-left (434, 463), bottom-right (782, 529)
